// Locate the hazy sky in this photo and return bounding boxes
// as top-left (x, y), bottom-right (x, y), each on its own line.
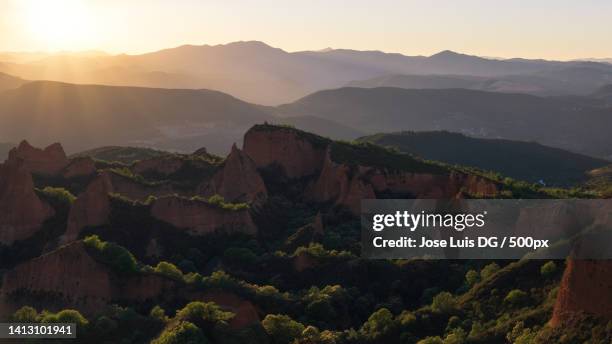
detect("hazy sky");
top-left (1, 0), bottom-right (611, 60)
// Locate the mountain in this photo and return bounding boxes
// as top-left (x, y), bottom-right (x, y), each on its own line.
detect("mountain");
top-left (348, 62), bottom-right (612, 96)
top-left (278, 87), bottom-right (612, 158)
top-left (0, 72), bottom-right (25, 93)
top-left (359, 131), bottom-right (610, 187)
top-left (0, 80), bottom-right (363, 155)
top-left (0, 81), bottom-right (273, 154)
top-left (4, 42), bottom-right (612, 104)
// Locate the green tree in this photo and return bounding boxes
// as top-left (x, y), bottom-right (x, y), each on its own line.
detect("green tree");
top-left (540, 261), bottom-right (557, 278)
top-left (465, 270), bottom-right (480, 287)
top-left (154, 261), bottom-right (184, 281)
top-left (11, 306), bottom-right (39, 322)
top-left (360, 308), bottom-right (397, 340)
top-left (504, 289), bottom-right (528, 306)
top-left (262, 314), bottom-right (305, 344)
top-left (480, 263), bottom-right (500, 280)
top-left (152, 321), bottom-right (207, 344)
top-left (431, 292), bottom-right (457, 313)
top-left (41, 309), bottom-right (89, 328)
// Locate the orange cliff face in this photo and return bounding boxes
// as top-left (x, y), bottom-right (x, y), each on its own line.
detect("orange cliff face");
top-left (309, 149), bottom-right (499, 215)
top-left (6, 140), bottom-right (95, 178)
top-left (150, 196), bottom-right (257, 236)
top-left (8, 141), bottom-right (69, 176)
top-left (0, 241), bottom-right (176, 319)
top-left (551, 259), bottom-right (612, 326)
top-left (243, 125), bottom-right (499, 215)
top-left (0, 160), bottom-right (54, 245)
top-left (243, 125), bottom-right (327, 179)
top-left (199, 143), bottom-right (267, 204)
top-left (63, 172), bottom-right (114, 243)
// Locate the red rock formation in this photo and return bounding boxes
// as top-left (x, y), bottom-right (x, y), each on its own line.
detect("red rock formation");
top-left (309, 151), bottom-right (499, 214)
top-left (63, 172), bottom-right (114, 243)
top-left (132, 156), bottom-right (184, 176)
top-left (0, 241), bottom-right (175, 319)
top-left (62, 157), bottom-right (96, 179)
top-left (243, 125), bottom-right (327, 179)
top-left (7, 141), bottom-right (69, 176)
top-left (105, 171), bottom-right (175, 202)
top-left (0, 160), bottom-right (54, 245)
top-left (150, 196), bottom-right (257, 236)
top-left (200, 144), bottom-right (267, 204)
top-left (551, 259), bottom-right (612, 326)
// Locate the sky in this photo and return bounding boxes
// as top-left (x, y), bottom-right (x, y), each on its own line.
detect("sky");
top-left (1, 0), bottom-right (611, 60)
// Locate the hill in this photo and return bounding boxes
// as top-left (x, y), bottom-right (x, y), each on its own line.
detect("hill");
top-left (70, 146), bottom-right (172, 164)
top-left (4, 42), bottom-right (612, 104)
top-left (0, 72), bottom-right (25, 93)
top-left (347, 63), bottom-right (612, 96)
top-left (0, 81), bottom-right (273, 154)
top-left (278, 87), bottom-right (612, 158)
top-left (360, 131), bottom-right (610, 187)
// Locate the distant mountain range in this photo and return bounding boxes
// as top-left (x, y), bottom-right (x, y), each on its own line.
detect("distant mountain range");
top-left (0, 72), bottom-right (25, 93)
top-left (2, 41), bottom-right (612, 104)
top-left (0, 81), bottom-right (358, 154)
top-left (359, 131), bottom-right (610, 187)
top-left (277, 87), bottom-right (612, 158)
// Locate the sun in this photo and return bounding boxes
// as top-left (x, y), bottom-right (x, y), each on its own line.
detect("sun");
top-left (21, 0), bottom-right (94, 51)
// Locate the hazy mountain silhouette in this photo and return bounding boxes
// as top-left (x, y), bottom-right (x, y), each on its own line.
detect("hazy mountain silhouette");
top-left (0, 72), bottom-right (25, 92)
top-left (348, 62), bottom-right (612, 96)
top-left (3, 42), bottom-right (612, 104)
top-left (360, 131), bottom-right (610, 186)
top-left (0, 80), bottom-right (361, 154)
top-left (278, 87), bottom-right (612, 158)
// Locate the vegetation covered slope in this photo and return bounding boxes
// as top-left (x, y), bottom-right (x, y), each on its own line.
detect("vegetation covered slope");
top-left (278, 87), bottom-right (612, 158)
top-left (359, 131), bottom-right (610, 187)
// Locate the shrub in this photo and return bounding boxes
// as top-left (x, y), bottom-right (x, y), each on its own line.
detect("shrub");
top-left (150, 305), bottom-right (168, 322)
top-left (540, 261), bottom-right (557, 278)
top-left (480, 262), bottom-right (500, 280)
top-left (360, 308), bottom-right (397, 340)
top-left (432, 292), bottom-right (457, 313)
top-left (152, 321), bottom-right (207, 344)
top-left (504, 289), bottom-right (528, 306)
top-left (83, 235), bottom-right (139, 274)
top-left (154, 261), bottom-right (184, 281)
top-left (40, 187), bottom-right (76, 205)
top-left (262, 314), bottom-right (305, 344)
top-left (465, 270), bottom-right (480, 287)
top-left (41, 309), bottom-right (89, 328)
top-left (175, 302), bottom-right (234, 324)
top-left (443, 328), bottom-right (466, 344)
top-left (11, 306), bottom-right (39, 322)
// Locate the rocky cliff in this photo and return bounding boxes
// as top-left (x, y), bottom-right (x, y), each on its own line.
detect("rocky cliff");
top-left (62, 156), bottom-right (96, 179)
top-left (0, 241), bottom-right (175, 319)
top-left (243, 125), bottom-right (328, 179)
top-left (7, 141), bottom-right (69, 176)
top-left (0, 160), bottom-right (54, 245)
top-left (309, 148), bottom-right (499, 214)
top-left (63, 172), bottom-right (114, 242)
top-left (150, 196), bottom-right (257, 236)
top-left (200, 144), bottom-right (267, 204)
top-left (551, 259), bottom-right (612, 326)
